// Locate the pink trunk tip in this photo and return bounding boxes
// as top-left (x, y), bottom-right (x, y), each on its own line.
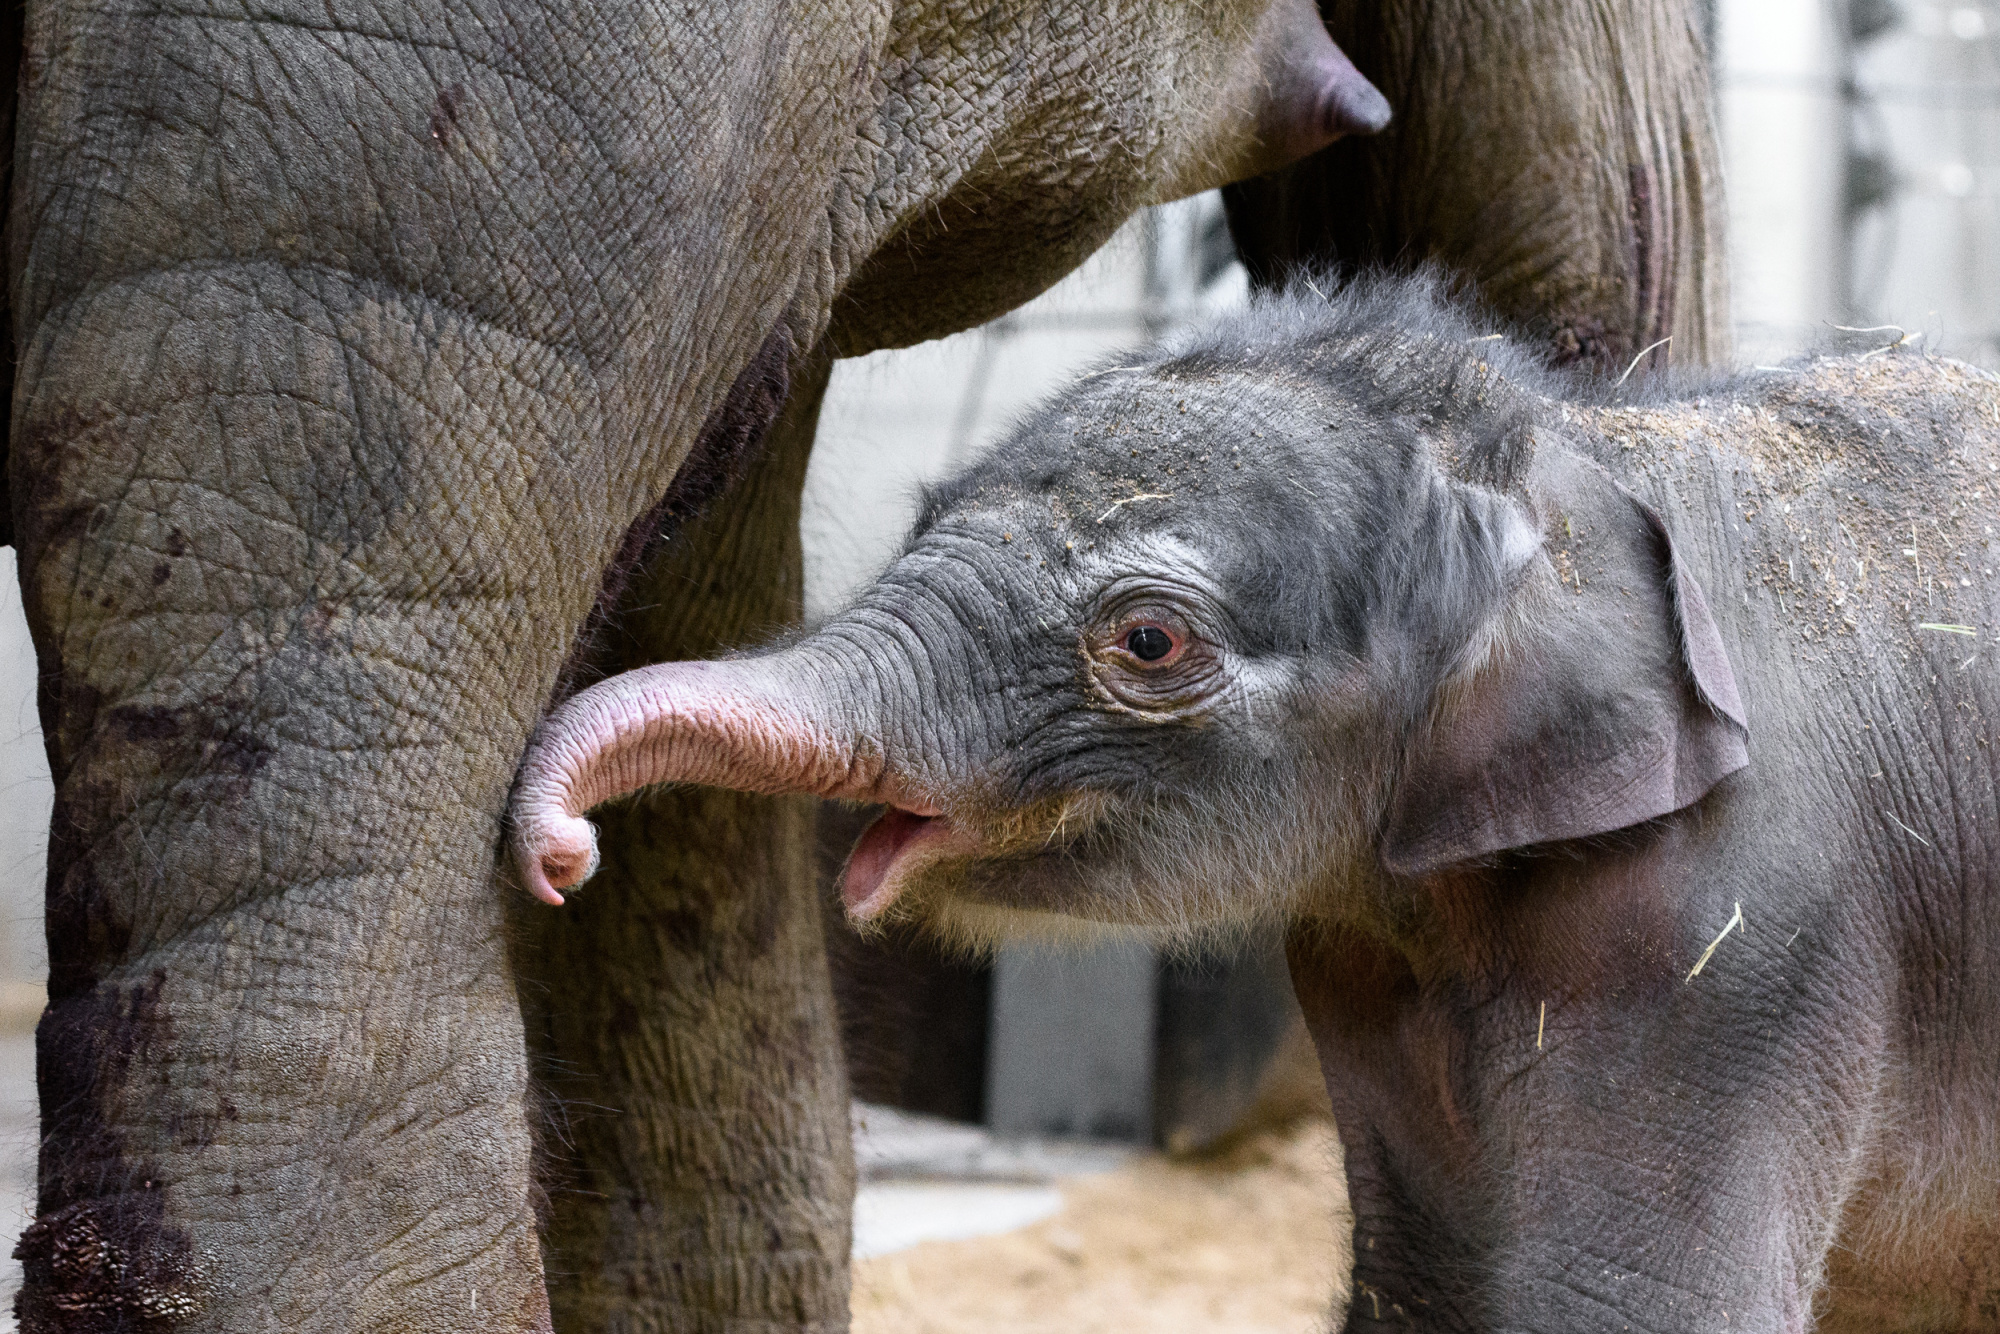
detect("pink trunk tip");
top-left (507, 655), bottom-right (895, 904)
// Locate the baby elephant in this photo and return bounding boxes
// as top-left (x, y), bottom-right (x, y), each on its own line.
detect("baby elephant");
top-left (513, 277), bottom-right (2000, 1332)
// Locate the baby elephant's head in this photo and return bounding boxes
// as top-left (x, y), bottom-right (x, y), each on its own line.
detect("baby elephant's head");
top-left (511, 280), bottom-right (1745, 944)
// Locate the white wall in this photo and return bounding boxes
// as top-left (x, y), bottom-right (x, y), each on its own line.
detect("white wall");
top-left (1718, 0), bottom-right (2000, 365)
top-left (1848, 3), bottom-right (2000, 361)
top-left (0, 551), bottom-right (49, 994)
top-left (1717, 0), bottom-right (1848, 361)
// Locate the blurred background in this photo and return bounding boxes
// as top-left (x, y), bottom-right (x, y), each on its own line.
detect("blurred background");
top-left (1, 0), bottom-right (1995, 1326)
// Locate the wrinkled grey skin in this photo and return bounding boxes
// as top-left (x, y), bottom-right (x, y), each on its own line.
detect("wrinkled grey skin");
top-left (519, 277), bottom-right (2000, 1331)
top-left (4, 0), bottom-right (1390, 1327)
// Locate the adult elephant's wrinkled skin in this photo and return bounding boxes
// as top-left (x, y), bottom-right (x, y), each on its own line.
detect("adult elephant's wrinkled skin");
top-left (3, 0), bottom-right (1387, 1328)
top-left (517, 276), bottom-right (2000, 1333)
top-left (1227, 0), bottom-right (1732, 374)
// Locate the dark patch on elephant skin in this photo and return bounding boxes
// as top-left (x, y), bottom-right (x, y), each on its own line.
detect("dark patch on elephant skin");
top-left (656, 320), bottom-right (796, 536)
top-left (429, 83), bottom-right (465, 147)
top-left (655, 906), bottom-right (713, 957)
top-left (15, 1204), bottom-right (203, 1329)
top-left (101, 709), bottom-right (181, 745)
top-left (548, 321), bottom-right (796, 702)
top-left (44, 823), bottom-right (128, 1002)
top-left (17, 975), bottom-right (206, 1330)
top-left (41, 699), bottom-right (272, 998)
top-left (97, 704), bottom-right (273, 791)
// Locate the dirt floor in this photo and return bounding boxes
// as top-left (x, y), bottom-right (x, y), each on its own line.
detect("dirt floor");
top-left (853, 1117), bottom-right (1351, 1334)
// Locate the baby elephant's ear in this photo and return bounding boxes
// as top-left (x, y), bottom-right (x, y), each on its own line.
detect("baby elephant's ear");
top-left (1382, 482), bottom-right (1748, 877)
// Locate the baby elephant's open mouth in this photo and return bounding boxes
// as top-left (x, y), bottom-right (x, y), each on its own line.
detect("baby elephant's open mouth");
top-left (841, 807), bottom-right (969, 920)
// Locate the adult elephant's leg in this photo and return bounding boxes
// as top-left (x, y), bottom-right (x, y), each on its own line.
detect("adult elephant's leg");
top-left (13, 279), bottom-right (575, 1327)
top-left (1226, 0), bottom-right (1730, 370)
top-left (522, 352), bottom-right (850, 1333)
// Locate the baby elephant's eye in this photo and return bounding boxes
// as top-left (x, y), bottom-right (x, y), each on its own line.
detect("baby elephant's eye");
top-left (1091, 607), bottom-right (1213, 712)
top-left (1125, 625), bottom-right (1174, 661)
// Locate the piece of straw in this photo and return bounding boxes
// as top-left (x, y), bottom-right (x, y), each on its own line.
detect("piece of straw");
top-left (1615, 337), bottom-right (1673, 387)
top-left (1886, 813), bottom-right (1933, 847)
top-left (1095, 492), bottom-right (1172, 523)
top-left (1686, 901), bottom-right (1744, 982)
top-left (1860, 331), bottom-right (1923, 361)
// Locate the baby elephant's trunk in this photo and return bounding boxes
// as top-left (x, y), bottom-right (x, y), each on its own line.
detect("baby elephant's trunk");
top-left (508, 650), bottom-right (903, 903)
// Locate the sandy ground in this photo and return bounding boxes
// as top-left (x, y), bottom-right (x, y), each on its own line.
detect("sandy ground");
top-left (854, 1118), bottom-right (1351, 1334)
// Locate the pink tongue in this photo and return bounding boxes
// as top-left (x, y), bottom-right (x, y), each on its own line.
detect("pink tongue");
top-left (841, 809), bottom-right (934, 916)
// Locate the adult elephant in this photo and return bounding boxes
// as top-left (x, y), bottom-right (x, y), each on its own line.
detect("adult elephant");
top-left (1, 0), bottom-right (1392, 1328)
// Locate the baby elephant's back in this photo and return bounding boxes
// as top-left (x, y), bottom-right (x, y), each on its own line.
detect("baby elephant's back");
top-left (1587, 351), bottom-right (2000, 644)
